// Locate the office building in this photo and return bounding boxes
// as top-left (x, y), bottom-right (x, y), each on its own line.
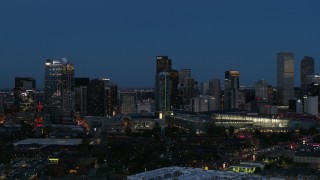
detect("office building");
top-left (255, 79), bottom-right (268, 100)
top-left (301, 56), bottom-right (314, 97)
top-left (75, 86), bottom-right (87, 115)
top-left (75, 77), bottom-right (89, 115)
top-left (86, 79), bottom-right (118, 116)
top-left (155, 72), bottom-right (171, 112)
top-left (75, 77), bottom-right (89, 87)
top-left (104, 82), bottom-right (118, 116)
top-left (209, 79), bottom-right (221, 110)
top-left (14, 77), bottom-right (36, 112)
top-left (224, 70), bottom-right (240, 109)
top-left (190, 95), bottom-right (215, 112)
top-left (304, 96), bottom-right (318, 116)
top-left (277, 52), bottom-right (294, 105)
top-left (169, 70), bottom-right (182, 109)
top-left (181, 77), bottom-right (195, 108)
top-left (200, 81), bottom-right (209, 95)
top-left (44, 58), bottom-right (75, 123)
top-left (87, 79), bottom-right (105, 116)
top-left (156, 56), bottom-right (172, 74)
top-left (306, 74), bottom-right (320, 97)
top-left (289, 99), bottom-right (302, 113)
top-left (178, 69), bottom-right (191, 84)
top-left (155, 56), bottom-right (183, 111)
top-left (119, 91), bottom-right (137, 115)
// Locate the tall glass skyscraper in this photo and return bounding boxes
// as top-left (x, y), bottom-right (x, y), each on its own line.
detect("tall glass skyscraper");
top-left (224, 70), bottom-right (240, 109)
top-left (155, 71), bottom-right (172, 112)
top-left (44, 58), bottom-right (75, 123)
top-left (155, 56), bottom-right (173, 112)
top-left (301, 56), bottom-right (314, 97)
top-left (277, 52), bottom-right (294, 106)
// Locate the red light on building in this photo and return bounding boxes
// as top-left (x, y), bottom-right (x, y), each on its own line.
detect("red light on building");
top-left (34, 116), bottom-right (44, 128)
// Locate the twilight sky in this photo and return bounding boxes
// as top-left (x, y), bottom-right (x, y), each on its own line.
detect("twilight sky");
top-left (0, 0), bottom-right (320, 89)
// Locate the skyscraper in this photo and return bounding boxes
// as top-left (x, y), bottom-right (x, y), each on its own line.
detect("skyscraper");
top-left (44, 58), bottom-right (75, 123)
top-left (155, 72), bottom-right (171, 112)
top-left (86, 78), bottom-right (118, 117)
top-left (178, 69), bottom-right (191, 84)
top-left (255, 79), bottom-right (268, 100)
top-left (277, 52), bottom-right (294, 105)
top-left (75, 86), bottom-right (88, 115)
top-left (104, 82), bottom-right (118, 116)
top-left (208, 79), bottom-right (221, 110)
top-left (75, 77), bottom-right (89, 115)
top-left (200, 81), bottom-right (209, 95)
top-left (181, 77), bottom-right (195, 107)
top-left (155, 56), bottom-right (180, 112)
top-left (156, 56), bottom-right (172, 74)
top-left (87, 79), bottom-right (105, 116)
top-left (224, 70), bottom-right (240, 109)
top-left (301, 56), bottom-right (315, 97)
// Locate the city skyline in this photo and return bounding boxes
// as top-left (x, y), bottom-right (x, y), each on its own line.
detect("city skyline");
top-left (0, 1), bottom-right (320, 89)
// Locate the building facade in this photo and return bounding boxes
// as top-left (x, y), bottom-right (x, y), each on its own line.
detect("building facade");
top-left (190, 95), bottom-right (215, 112)
top-left (155, 72), bottom-right (171, 112)
top-left (75, 86), bottom-right (87, 115)
top-left (156, 56), bottom-right (172, 74)
top-left (178, 69), bottom-right (191, 85)
top-left (119, 91), bottom-right (137, 115)
top-left (277, 52), bottom-right (294, 106)
top-left (255, 79), bottom-right (268, 101)
top-left (209, 79), bottom-right (221, 110)
top-left (301, 56), bottom-right (314, 97)
top-left (14, 77), bottom-right (36, 112)
top-left (44, 58), bottom-right (75, 123)
top-left (86, 79), bottom-right (105, 116)
top-left (224, 70), bottom-right (240, 109)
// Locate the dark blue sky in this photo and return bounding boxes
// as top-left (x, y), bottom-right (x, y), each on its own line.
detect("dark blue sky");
top-left (1, 0), bottom-right (319, 88)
